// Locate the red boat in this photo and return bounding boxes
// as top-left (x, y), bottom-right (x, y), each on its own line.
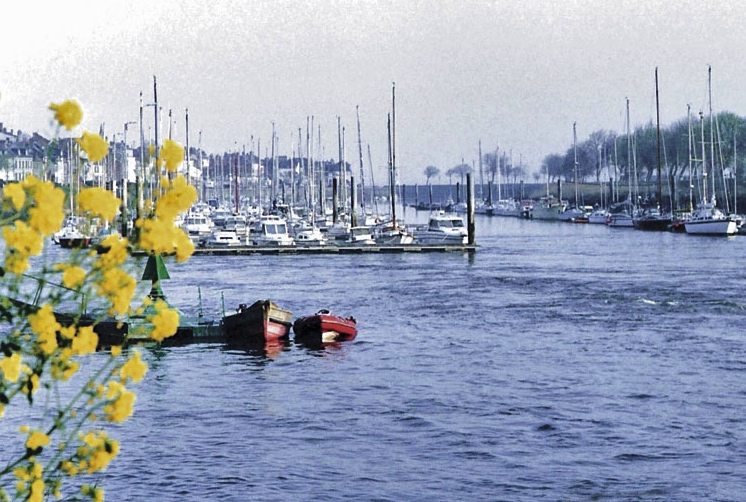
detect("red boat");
top-left (293, 309), bottom-right (357, 344)
top-left (222, 299), bottom-right (293, 343)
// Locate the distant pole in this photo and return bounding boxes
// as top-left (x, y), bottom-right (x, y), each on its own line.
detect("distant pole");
top-left (467, 173), bottom-right (475, 246)
top-left (350, 176), bottom-right (357, 227)
top-left (332, 177), bottom-right (338, 223)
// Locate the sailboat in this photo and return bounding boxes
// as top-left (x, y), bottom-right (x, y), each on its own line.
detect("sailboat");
top-left (559, 122), bottom-right (589, 222)
top-left (684, 66), bottom-right (739, 236)
top-left (54, 140), bottom-right (92, 248)
top-left (634, 68), bottom-right (672, 231)
top-left (608, 98), bottom-right (636, 228)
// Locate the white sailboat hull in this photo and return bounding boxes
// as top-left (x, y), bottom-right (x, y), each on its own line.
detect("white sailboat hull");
top-left (684, 218), bottom-right (738, 235)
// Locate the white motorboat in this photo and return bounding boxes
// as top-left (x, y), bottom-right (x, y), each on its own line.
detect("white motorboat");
top-left (588, 208), bottom-right (609, 224)
top-left (204, 229), bottom-right (242, 247)
top-left (251, 215), bottom-right (295, 246)
top-left (414, 212), bottom-right (468, 245)
top-left (295, 227), bottom-right (328, 246)
top-left (182, 213), bottom-right (213, 241)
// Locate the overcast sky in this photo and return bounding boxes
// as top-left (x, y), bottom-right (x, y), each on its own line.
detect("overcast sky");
top-left (2, 0), bottom-right (746, 184)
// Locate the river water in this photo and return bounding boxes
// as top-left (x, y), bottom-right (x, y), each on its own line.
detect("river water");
top-left (7, 209), bottom-right (746, 501)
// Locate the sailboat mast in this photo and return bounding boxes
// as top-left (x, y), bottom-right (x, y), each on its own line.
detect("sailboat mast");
top-left (367, 144), bottom-right (378, 215)
top-left (655, 67), bottom-right (663, 210)
top-left (700, 111), bottom-right (707, 203)
top-left (708, 65), bottom-right (715, 203)
top-left (687, 105), bottom-right (693, 212)
top-left (573, 122), bottom-right (579, 207)
top-left (390, 82), bottom-right (397, 227)
top-left (356, 106), bottom-right (366, 215)
top-left (387, 114), bottom-right (395, 227)
top-left (626, 98), bottom-right (632, 202)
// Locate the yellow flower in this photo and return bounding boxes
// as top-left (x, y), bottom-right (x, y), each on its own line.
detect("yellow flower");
top-left (29, 478), bottom-right (45, 502)
top-left (158, 139), bottom-right (184, 172)
top-left (62, 265), bottom-right (87, 289)
top-left (49, 99), bottom-right (83, 130)
top-left (104, 381), bottom-right (135, 422)
top-left (26, 430), bottom-right (50, 450)
top-left (3, 182), bottom-right (26, 210)
top-left (0, 353), bottom-right (22, 382)
top-left (24, 177), bottom-right (66, 236)
top-left (94, 234), bottom-right (129, 270)
top-left (111, 345), bottom-right (122, 357)
top-left (3, 219), bottom-right (43, 274)
top-left (119, 351), bottom-right (147, 383)
top-left (78, 186), bottom-right (120, 222)
top-left (28, 304), bottom-right (61, 355)
top-left (51, 357), bottom-right (79, 381)
top-left (149, 300), bottom-right (179, 342)
top-left (96, 268), bottom-right (136, 315)
top-left (72, 326), bottom-right (98, 355)
top-left (76, 131), bottom-right (109, 163)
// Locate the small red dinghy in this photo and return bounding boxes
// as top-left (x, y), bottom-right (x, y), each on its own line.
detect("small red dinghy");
top-left (293, 309), bottom-right (357, 344)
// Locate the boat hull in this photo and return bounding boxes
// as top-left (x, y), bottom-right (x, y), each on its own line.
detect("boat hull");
top-left (293, 312), bottom-right (357, 344)
top-left (633, 216), bottom-right (672, 231)
top-left (58, 237), bottom-right (91, 249)
top-left (222, 300), bottom-right (293, 342)
top-left (684, 219), bottom-right (738, 235)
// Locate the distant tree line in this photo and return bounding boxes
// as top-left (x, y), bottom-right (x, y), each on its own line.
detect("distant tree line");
top-left (539, 111), bottom-right (746, 190)
top-left (422, 151), bottom-right (529, 188)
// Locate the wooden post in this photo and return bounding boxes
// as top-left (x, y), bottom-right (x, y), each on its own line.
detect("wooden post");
top-left (332, 178), bottom-right (338, 224)
top-left (350, 176), bottom-right (357, 227)
top-left (467, 173), bottom-right (475, 245)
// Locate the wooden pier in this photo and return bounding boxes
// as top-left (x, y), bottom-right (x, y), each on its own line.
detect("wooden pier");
top-left (190, 244), bottom-right (477, 256)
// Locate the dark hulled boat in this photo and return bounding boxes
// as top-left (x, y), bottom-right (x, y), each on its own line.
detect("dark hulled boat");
top-left (222, 299), bottom-right (293, 343)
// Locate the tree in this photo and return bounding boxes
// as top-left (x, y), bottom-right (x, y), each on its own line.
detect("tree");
top-left (446, 163), bottom-right (471, 187)
top-left (424, 165), bottom-right (439, 184)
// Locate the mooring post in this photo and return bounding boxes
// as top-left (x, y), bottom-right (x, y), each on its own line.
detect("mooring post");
top-left (332, 178), bottom-right (338, 223)
top-left (350, 175), bottom-right (357, 227)
top-left (467, 173), bottom-right (475, 246)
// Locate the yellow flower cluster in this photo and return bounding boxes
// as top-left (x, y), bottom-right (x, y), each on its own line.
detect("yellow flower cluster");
top-left (76, 131), bottom-right (109, 163)
top-left (137, 174), bottom-right (197, 262)
top-left (13, 458), bottom-right (45, 502)
top-left (119, 350), bottom-right (147, 383)
top-left (0, 97), bottom-right (195, 502)
top-left (0, 352), bottom-right (22, 382)
top-left (158, 138), bottom-right (185, 173)
top-left (78, 186), bottom-right (120, 222)
top-left (2, 220), bottom-right (43, 274)
top-left (103, 380), bottom-right (135, 422)
top-left (148, 299), bottom-right (180, 342)
top-left (3, 182), bottom-right (26, 211)
top-left (28, 304), bottom-right (61, 355)
top-left (49, 100), bottom-right (83, 131)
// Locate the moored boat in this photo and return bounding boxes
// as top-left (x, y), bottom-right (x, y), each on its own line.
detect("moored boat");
top-left (222, 299), bottom-right (293, 342)
top-left (251, 215), bottom-right (295, 246)
top-left (530, 195), bottom-right (565, 221)
top-left (293, 309), bottom-right (357, 344)
top-left (413, 212), bottom-right (467, 245)
top-left (203, 229), bottom-right (242, 247)
top-left (55, 224), bottom-right (92, 249)
top-left (683, 200), bottom-right (739, 235)
top-left (633, 206), bottom-right (672, 231)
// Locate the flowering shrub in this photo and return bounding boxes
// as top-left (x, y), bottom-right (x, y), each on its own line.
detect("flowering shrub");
top-left (0, 99), bottom-right (196, 500)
